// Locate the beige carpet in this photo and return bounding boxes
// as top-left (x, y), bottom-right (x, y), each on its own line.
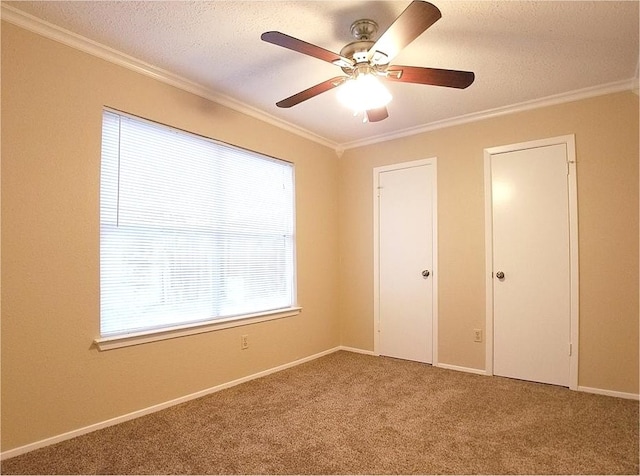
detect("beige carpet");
top-left (2, 351), bottom-right (638, 475)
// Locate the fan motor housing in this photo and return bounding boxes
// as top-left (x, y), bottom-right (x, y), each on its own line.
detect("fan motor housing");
top-left (340, 40), bottom-right (374, 69)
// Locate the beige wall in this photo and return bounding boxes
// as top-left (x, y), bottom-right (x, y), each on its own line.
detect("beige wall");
top-left (1, 23), bottom-right (340, 451)
top-left (339, 91), bottom-right (639, 394)
top-left (2, 20), bottom-right (639, 454)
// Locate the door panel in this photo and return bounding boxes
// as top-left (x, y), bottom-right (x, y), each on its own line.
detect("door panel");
top-left (378, 164), bottom-right (433, 363)
top-left (491, 143), bottom-right (571, 386)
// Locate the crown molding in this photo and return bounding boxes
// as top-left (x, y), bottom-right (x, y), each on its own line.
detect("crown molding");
top-left (341, 78), bottom-right (638, 151)
top-left (0, 4), bottom-right (339, 152)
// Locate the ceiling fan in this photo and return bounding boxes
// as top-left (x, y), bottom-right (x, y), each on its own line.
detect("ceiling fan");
top-left (261, 0), bottom-right (475, 123)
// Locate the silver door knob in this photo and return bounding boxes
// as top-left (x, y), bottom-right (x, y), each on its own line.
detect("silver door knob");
top-left (496, 271), bottom-right (505, 279)
top-left (422, 270), bottom-right (430, 278)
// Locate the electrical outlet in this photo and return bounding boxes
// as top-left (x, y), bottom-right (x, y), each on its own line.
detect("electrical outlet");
top-left (241, 334), bottom-right (249, 350)
top-left (474, 329), bottom-right (483, 343)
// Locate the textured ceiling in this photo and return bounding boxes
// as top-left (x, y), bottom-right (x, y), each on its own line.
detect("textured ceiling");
top-left (3, 1), bottom-right (639, 149)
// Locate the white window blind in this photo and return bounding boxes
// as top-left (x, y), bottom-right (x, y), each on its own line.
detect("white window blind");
top-left (100, 110), bottom-right (296, 337)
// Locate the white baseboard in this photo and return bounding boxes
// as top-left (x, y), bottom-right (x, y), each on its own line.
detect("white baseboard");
top-left (435, 366), bottom-right (640, 400)
top-left (340, 350), bottom-right (488, 376)
top-left (338, 345), bottom-right (377, 356)
top-left (436, 362), bottom-right (488, 376)
top-left (1, 346), bottom-right (341, 461)
top-left (6, 348), bottom-right (636, 460)
top-left (578, 385), bottom-right (639, 400)
top-left (435, 367), bottom-right (639, 400)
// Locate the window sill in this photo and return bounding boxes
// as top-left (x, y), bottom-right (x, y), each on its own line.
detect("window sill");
top-left (93, 307), bottom-right (302, 351)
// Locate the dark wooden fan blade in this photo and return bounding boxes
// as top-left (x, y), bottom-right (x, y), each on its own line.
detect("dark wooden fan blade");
top-left (368, 1), bottom-right (442, 64)
top-left (261, 31), bottom-right (353, 68)
top-left (386, 66), bottom-right (475, 88)
top-left (366, 107), bottom-right (389, 122)
top-left (276, 77), bottom-right (348, 108)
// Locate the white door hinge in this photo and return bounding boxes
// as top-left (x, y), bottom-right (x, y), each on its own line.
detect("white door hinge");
top-left (567, 160), bottom-right (576, 176)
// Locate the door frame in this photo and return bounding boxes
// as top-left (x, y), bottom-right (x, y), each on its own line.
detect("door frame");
top-left (483, 135), bottom-right (579, 389)
top-left (373, 158), bottom-right (439, 364)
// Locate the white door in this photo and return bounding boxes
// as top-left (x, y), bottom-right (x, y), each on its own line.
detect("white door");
top-left (489, 142), bottom-right (573, 387)
top-left (376, 161), bottom-right (435, 363)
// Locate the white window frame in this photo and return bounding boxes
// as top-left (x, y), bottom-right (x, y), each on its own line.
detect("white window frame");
top-left (94, 109), bottom-right (300, 351)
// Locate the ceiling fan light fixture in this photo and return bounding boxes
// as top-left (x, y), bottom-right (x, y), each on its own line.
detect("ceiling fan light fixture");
top-left (336, 73), bottom-right (392, 113)
top-left (262, 1), bottom-right (474, 122)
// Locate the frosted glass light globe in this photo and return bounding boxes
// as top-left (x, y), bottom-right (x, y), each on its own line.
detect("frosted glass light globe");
top-left (336, 74), bottom-right (392, 112)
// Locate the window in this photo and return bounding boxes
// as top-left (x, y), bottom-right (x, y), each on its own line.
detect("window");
top-left (99, 110), bottom-right (297, 344)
